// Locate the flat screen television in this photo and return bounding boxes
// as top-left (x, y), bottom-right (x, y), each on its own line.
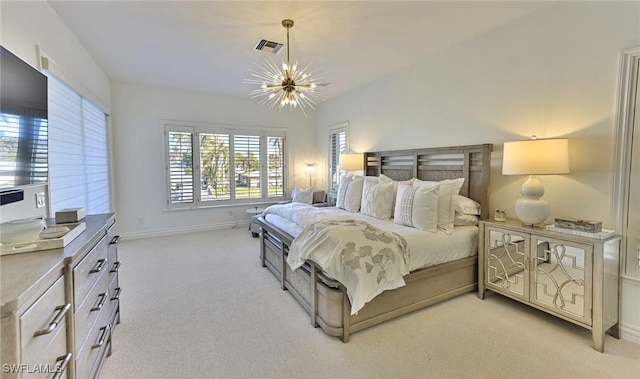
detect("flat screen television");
top-left (0, 45), bottom-right (48, 190)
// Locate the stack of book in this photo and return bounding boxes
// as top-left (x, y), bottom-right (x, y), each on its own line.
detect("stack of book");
top-left (545, 217), bottom-right (615, 239)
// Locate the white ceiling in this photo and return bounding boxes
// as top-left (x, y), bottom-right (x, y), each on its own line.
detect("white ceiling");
top-left (49, 1), bottom-right (550, 101)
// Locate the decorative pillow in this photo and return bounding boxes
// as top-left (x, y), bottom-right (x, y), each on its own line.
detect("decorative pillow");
top-left (312, 190), bottom-right (326, 204)
top-left (454, 195), bottom-right (481, 215)
top-left (454, 213), bottom-right (479, 226)
top-left (379, 174), bottom-right (414, 214)
top-left (336, 177), bottom-right (351, 209)
top-left (360, 181), bottom-right (394, 220)
top-left (336, 177), bottom-right (364, 213)
top-left (413, 178), bottom-right (464, 235)
top-left (354, 175), bottom-right (379, 184)
top-left (393, 184), bottom-right (438, 232)
top-left (291, 186), bottom-right (313, 204)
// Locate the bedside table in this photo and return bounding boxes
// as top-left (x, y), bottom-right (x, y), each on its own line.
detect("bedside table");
top-left (478, 218), bottom-right (621, 352)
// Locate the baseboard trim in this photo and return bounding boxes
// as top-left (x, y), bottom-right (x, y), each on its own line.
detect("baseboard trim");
top-left (121, 221), bottom-right (250, 240)
top-left (621, 322), bottom-right (640, 345)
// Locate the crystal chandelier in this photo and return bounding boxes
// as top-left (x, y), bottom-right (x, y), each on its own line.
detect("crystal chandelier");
top-left (244, 19), bottom-right (326, 117)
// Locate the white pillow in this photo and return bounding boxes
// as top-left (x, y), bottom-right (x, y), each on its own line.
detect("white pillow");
top-left (413, 178), bottom-right (464, 235)
top-left (393, 184), bottom-right (438, 232)
top-left (336, 177), bottom-right (364, 213)
top-left (291, 186), bottom-right (313, 204)
top-left (454, 195), bottom-right (481, 215)
top-left (361, 181), bottom-right (394, 220)
top-left (379, 174), bottom-right (414, 214)
top-left (336, 177), bottom-right (351, 209)
top-left (454, 213), bottom-right (479, 226)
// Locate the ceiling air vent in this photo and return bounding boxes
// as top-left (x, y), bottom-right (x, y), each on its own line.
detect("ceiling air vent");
top-left (253, 39), bottom-right (284, 54)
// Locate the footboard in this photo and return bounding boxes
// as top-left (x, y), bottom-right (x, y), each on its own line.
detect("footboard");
top-left (258, 217), bottom-right (478, 342)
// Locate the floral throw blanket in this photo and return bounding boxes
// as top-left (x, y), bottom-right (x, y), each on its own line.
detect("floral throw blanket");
top-left (288, 219), bottom-right (410, 315)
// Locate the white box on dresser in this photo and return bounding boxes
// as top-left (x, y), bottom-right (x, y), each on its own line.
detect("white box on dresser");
top-left (1, 214), bottom-right (120, 379)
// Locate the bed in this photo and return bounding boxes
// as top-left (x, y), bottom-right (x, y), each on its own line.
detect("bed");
top-left (257, 144), bottom-right (493, 342)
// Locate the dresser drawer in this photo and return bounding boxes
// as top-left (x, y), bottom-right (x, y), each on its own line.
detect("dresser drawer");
top-left (74, 268), bottom-right (109, 351)
top-left (20, 276), bottom-right (70, 366)
top-left (75, 305), bottom-right (111, 379)
top-left (22, 325), bottom-right (70, 379)
top-left (73, 233), bottom-right (109, 308)
top-left (107, 228), bottom-right (119, 280)
top-left (107, 272), bottom-right (121, 319)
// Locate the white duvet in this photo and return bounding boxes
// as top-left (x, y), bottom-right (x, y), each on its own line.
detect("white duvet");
top-left (262, 203), bottom-right (478, 313)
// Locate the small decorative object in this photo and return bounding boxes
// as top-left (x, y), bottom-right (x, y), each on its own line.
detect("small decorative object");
top-left (554, 217), bottom-right (602, 233)
top-left (39, 225), bottom-right (71, 239)
top-left (494, 209), bottom-right (507, 222)
top-left (55, 207), bottom-right (86, 224)
top-left (0, 218), bottom-right (46, 244)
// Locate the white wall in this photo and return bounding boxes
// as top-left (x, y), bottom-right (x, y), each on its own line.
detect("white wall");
top-left (0, 0), bottom-right (111, 221)
top-left (316, 1), bottom-right (640, 344)
top-left (111, 82), bottom-right (317, 238)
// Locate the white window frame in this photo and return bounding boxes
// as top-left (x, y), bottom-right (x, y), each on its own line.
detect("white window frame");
top-left (163, 120), bottom-right (287, 210)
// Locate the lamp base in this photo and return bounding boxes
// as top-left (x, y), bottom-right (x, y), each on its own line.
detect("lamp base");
top-left (515, 197), bottom-right (549, 226)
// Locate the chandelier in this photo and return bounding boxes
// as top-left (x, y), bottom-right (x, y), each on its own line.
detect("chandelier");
top-left (244, 19), bottom-right (326, 116)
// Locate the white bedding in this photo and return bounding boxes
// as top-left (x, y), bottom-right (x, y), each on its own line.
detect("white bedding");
top-left (263, 203), bottom-right (478, 272)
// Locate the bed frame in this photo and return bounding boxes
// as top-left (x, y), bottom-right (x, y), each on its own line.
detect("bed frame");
top-left (258, 143), bottom-right (493, 342)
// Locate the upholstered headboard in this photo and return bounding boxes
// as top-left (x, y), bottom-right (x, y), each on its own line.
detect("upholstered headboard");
top-left (364, 144), bottom-right (493, 220)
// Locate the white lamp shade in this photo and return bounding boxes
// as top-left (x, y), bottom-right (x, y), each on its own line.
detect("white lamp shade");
top-left (303, 163), bottom-right (316, 175)
top-left (502, 138), bottom-right (569, 175)
top-left (339, 153), bottom-right (363, 171)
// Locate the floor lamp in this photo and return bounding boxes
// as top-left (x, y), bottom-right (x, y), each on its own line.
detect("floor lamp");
top-left (303, 163), bottom-right (316, 187)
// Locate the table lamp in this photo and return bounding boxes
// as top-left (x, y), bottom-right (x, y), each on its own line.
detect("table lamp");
top-left (338, 153), bottom-right (363, 178)
top-left (502, 137), bottom-right (569, 225)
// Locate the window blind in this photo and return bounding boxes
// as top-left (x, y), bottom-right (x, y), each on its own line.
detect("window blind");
top-left (48, 75), bottom-right (111, 215)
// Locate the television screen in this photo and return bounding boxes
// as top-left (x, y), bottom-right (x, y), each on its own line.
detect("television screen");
top-left (0, 46), bottom-right (48, 190)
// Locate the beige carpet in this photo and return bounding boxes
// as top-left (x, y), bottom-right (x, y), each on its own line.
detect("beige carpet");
top-left (100, 227), bottom-right (640, 379)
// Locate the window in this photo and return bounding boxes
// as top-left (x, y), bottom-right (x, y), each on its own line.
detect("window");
top-left (328, 123), bottom-right (349, 192)
top-left (0, 105), bottom-right (48, 188)
top-left (48, 75), bottom-right (111, 215)
top-left (164, 121), bottom-right (286, 209)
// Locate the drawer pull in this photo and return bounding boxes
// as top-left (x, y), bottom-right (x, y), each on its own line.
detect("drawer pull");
top-left (92, 324), bottom-right (111, 349)
top-left (110, 261), bottom-right (120, 273)
top-left (111, 287), bottom-right (122, 301)
top-left (91, 292), bottom-right (109, 312)
top-left (110, 235), bottom-right (121, 244)
top-left (51, 353), bottom-right (72, 379)
top-left (34, 303), bottom-right (71, 337)
top-left (90, 258), bottom-right (107, 273)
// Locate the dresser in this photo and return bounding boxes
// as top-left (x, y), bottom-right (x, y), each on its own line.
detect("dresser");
top-left (1, 214), bottom-right (120, 378)
top-left (478, 218), bottom-right (621, 352)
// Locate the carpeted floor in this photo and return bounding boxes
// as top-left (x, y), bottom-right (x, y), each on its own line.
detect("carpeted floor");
top-left (100, 226), bottom-right (640, 379)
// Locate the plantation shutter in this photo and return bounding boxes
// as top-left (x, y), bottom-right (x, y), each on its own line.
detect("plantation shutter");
top-left (267, 135), bottom-right (285, 198)
top-left (234, 134), bottom-right (262, 199)
top-left (329, 128), bottom-right (348, 192)
top-left (167, 130), bottom-right (194, 204)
